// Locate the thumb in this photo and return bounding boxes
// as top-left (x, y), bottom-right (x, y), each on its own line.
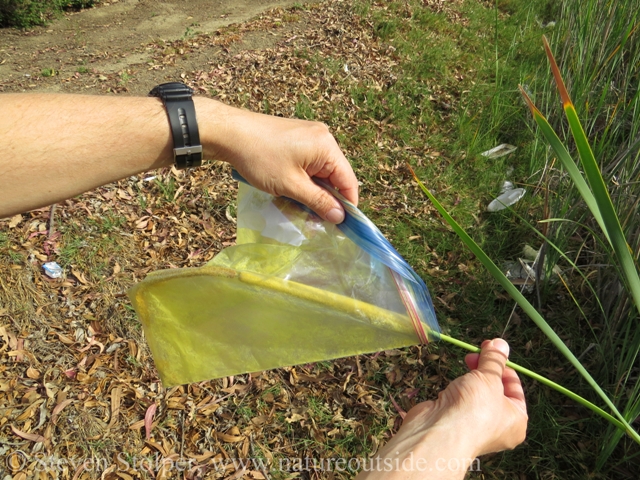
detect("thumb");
top-left (476, 338), bottom-right (510, 382)
top-left (284, 177), bottom-right (346, 224)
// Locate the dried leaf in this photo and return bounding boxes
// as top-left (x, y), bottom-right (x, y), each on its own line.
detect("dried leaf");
top-left (72, 461), bottom-right (89, 480)
top-left (251, 415), bottom-right (269, 426)
top-left (71, 269), bottom-right (89, 285)
top-left (11, 424), bottom-right (45, 442)
top-left (216, 431), bottom-right (245, 443)
top-left (145, 403), bottom-right (157, 440)
top-left (145, 439), bottom-right (168, 457)
top-left (8, 214), bottom-right (23, 228)
top-left (221, 383), bottom-right (250, 394)
top-left (389, 394), bottom-right (406, 420)
top-left (51, 399), bottom-right (74, 425)
top-left (108, 387), bottom-right (122, 428)
top-left (285, 413), bottom-right (305, 423)
top-left (57, 333), bottom-right (75, 345)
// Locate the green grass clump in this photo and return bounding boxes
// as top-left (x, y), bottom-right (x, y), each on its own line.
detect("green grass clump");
top-left (0, 0), bottom-right (95, 28)
top-left (58, 211), bottom-right (128, 277)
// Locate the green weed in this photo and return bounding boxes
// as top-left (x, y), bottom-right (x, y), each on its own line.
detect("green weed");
top-left (0, 0), bottom-right (95, 28)
top-left (119, 71), bottom-right (132, 85)
top-left (182, 26), bottom-right (194, 39)
top-left (294, 94), bottom-right (315, 120)
top-left (307, 396), bottom-right (332, 424)
top-left (58, 212), bottom-right (127, 277)
top-left (262, 98), bottom-right (271, 115)
top-left (154, 175), bottom-right (177, 203)
top-left (235, 404), bottom-right (254, 421)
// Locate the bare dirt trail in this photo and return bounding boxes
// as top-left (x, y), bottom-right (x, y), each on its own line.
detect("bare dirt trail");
top-left (0, 0), bottom-right (306, 94)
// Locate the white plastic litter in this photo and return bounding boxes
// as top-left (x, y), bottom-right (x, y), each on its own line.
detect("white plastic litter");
top-left (487, 181), bottom-right (526, 212)
top-left (480, 144), bottom-right (517, 159)
top-left (43, 262), bottom-right (63, 279)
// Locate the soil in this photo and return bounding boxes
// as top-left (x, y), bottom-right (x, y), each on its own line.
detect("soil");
top-left (0, 0), bottom-right (307, 95)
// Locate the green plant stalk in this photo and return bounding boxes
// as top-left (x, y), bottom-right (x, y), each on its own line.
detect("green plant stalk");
top-left (437, 333), bottom-right (624, 430)
top-left (518, 87), bottom-right (611, 247)
top-left (564, 99), bottom-right (640, 299)
top-left (408, 166), bottom-right (640, 444)
top-left (542, 35), bottom-right (640, 317)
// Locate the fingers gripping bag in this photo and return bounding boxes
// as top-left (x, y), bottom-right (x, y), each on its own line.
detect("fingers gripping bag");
top-left (128, 173), bottom-right (440, 386)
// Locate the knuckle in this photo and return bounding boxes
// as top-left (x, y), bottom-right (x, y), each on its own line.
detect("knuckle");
top-left (311, 122), bottom-right (333, 141)
top-left (309, 189), bottom-right (330, 210)
top-left (312, 121), bottom-right (330, 132)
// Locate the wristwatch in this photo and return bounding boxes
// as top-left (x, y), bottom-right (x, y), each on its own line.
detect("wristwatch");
top-left (149, 82), bottom-right (203, 169)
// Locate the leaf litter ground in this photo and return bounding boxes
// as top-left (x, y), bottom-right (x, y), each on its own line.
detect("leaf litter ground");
top-left (0, 1), bottom-right (503, 478)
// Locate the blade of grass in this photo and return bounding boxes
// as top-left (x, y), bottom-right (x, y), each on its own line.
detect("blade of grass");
top-left (408, 165), bottom-right (640, 444)
top-left (525, 215), bottom-right (609, 320)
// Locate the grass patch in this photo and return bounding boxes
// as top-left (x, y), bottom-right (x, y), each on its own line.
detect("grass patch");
top-left (58, 211), bottom-right (128, 277)
top-left (294, 94), bottom-right (316, 120)
top-left (0, 0), bottom-right (96, 28)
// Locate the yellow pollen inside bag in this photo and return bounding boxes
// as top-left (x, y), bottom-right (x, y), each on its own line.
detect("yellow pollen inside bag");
top-left (129, 183), bottom-right (432, 386)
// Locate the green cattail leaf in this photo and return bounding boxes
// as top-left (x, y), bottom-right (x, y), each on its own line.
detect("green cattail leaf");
top-left (563, 103), bottom-right (640, 309)
top-left (543, 39), bottom-right (640, 343)
top-left (518, 86), bottom-right (611, 247)
top-left (408, 166), bottom-right (640, 444)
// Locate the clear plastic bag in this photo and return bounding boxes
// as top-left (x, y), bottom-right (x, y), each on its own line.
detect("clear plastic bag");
top-left (129, 177), bottom-right (439, 386)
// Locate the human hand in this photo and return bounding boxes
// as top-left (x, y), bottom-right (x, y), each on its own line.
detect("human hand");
top-left (197, 98), bottom-right (358, 224)
top-left (405, 338), bottom-right (528, 455)
top-left (357, 338), bottom-right (527, 479)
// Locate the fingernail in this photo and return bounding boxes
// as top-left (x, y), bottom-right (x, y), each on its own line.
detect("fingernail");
top-left (326, 207), bottom-right (344, 224)
top-left (491, 338), bottom-right (510, 357)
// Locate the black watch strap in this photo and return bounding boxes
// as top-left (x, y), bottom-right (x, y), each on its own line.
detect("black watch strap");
top-left (149, 82), bottom-right (203, 169)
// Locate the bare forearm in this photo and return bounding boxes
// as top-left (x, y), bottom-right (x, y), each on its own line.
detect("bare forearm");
top-left (0, 92), bottom-right (358, 222)
top-left (0, 94), bottom-right (230, 217)
top-left (1, 94), bottom-right (166, 216)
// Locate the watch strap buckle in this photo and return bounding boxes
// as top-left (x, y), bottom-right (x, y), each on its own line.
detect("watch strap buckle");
top-left (150, 82), bottom-right (202, 169)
